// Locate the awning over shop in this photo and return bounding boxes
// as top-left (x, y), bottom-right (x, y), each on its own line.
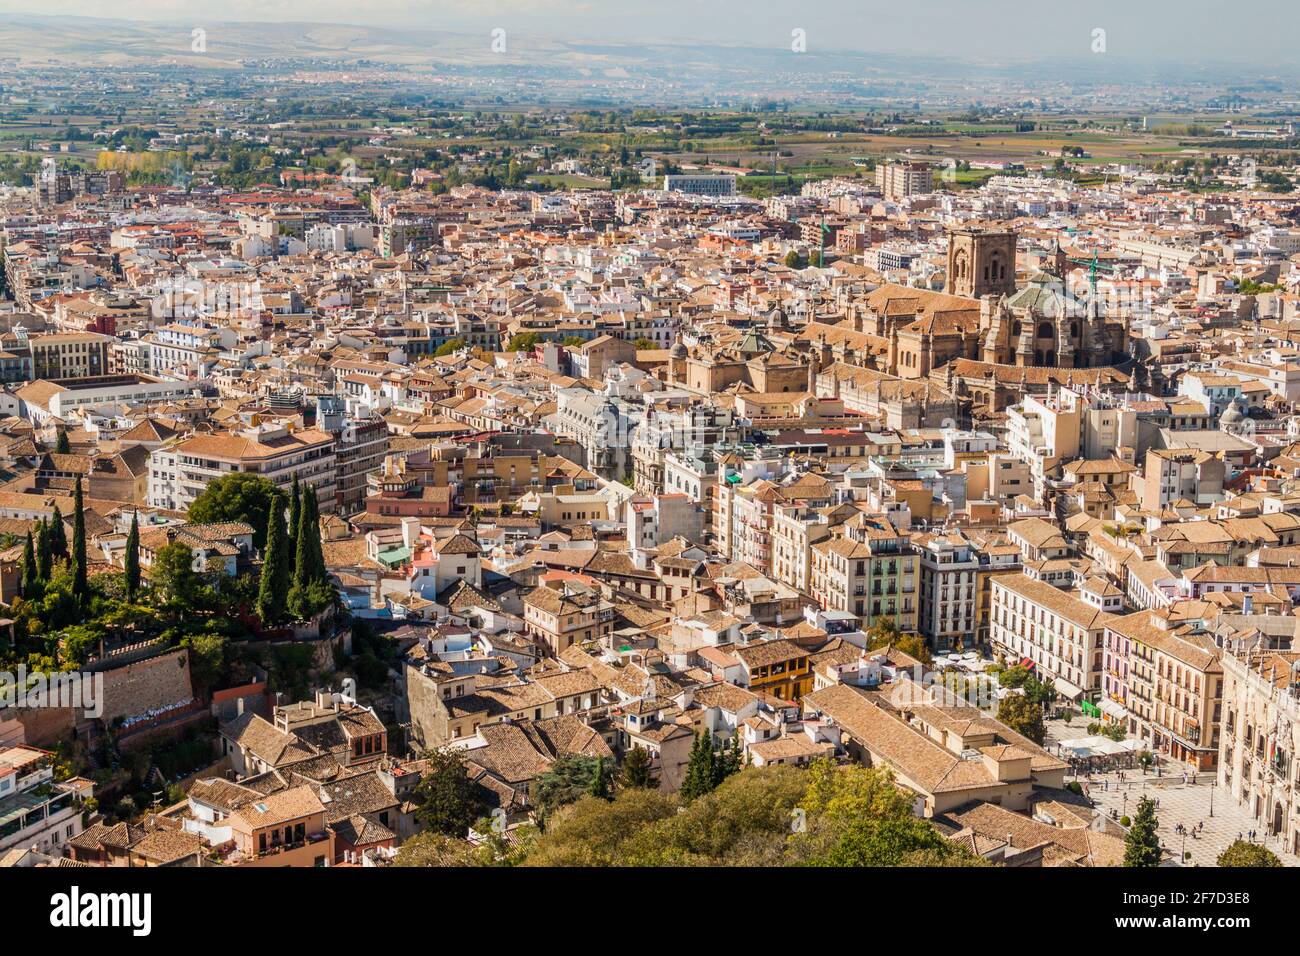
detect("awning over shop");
top-left (1053, 677), bottom-right (1085, 702)
top-left (1098, 698), bottom-right (1128, 720)
top-left (1060, 735), bottom-right (1145, 759)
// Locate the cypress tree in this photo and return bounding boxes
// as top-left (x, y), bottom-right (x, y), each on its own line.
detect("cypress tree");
top-left (297, 485), bottom-right (326, 585)
top-left (55, 429), bottom-right (70, 454)
top-left (712, 733), bottom-right (742, 788)
top-left (35, 519), bottom-right (51, 582)
top-left (71, 477), bottom-right (87, 604)
top-left (587, 756), bottom-right (611, 800)
top-left (258, 494), bottom-right (291, 626)
top-left (21, 531), bottom-right (38, 595)
top-left (1124, 796), bottom-right (1163, 867)
top-left (124, 511), bottom-right (141, 599)
top-left (681, 730), bottom-right (716, 801)
top-left (289, 486), bottom-right (320, 618)
top-left (288, 474), bottom-right (301, 552)
top-left (48, 506), bottom-right (67, 558)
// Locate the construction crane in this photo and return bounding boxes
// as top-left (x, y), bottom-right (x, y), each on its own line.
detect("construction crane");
top-left (1067, 250), bottom-right (1120, 294)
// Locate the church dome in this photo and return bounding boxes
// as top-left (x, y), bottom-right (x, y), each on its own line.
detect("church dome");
top-left (1220, 400), bottom-right (1245, 426)
top-left (1006, 272), bottom-right (1085, 318)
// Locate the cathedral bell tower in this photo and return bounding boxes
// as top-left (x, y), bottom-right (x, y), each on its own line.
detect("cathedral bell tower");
top-left (946, 226), bottom-right (1018, 299)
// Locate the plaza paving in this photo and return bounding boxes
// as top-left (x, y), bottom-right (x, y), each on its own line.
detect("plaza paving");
top-left (1041, 716), bottom-right (1300, 867)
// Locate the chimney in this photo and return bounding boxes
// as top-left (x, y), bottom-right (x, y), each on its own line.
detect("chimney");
top-left (401, 516), bottom-right (420, 549)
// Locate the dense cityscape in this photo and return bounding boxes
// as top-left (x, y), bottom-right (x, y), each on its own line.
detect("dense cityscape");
top-left (1, 8), bottom-right (1299, 905)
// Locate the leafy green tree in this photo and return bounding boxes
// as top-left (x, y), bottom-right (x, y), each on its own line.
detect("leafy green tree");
top-left (784, 249), bottom-right (802, 268)
top-left (1217, 840), bottom-right (1282, 867)
top-left (521, 789), bottom-right (677, 867)
top-left (996, 664), bottom-right (1057, 708)
top-left (865, 617), bottom-right (932, 664)
top-left (393, 831), bottom-right (479, 867)
top-left (149, 541), bottom-right (201, 611)
top-left (997, 693), bottom-right (1046, 745)
top-left (533, 754), bottom-right (602, 824)
top-left (434, 337), bottom-right (465, 356)
top-left (793, 760), bottom-right (981, 867)
top-left (680, 730), bottom-right (716, 801)
top-left (508, 330), bottom-right (541, 351)
top-left (48, 507), bottom-right (67, 559)
top-left (187, 473), bottom-right (280, 550)
top-left (810, 813), bottom-right (969, 866)
top-left (622, 766), bottom-right (810, 865)
top-left (55, 430), bottom-right (70, 454)
top-left (123, 512), bottom-right (141, 599)
top-left (800, 757), bottom-right (913, 821)
top-left (619, 745), bottom-right (653, 790)
top-left (413, 748), bottom-right (492, 837)
top-left (178, 625), bottom-right (228, 694)
top-left (21, 531), bottom-right (38, 596)
top-left (71, 477), bottom-right (87, 605)
top-left (257, 494), bottom-right (292, 626)
top-left (1124, 796), bottom-right (1163, 867)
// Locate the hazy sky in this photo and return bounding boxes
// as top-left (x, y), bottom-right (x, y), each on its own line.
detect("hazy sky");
top-left (0, 0), bottom-right (1293, 68)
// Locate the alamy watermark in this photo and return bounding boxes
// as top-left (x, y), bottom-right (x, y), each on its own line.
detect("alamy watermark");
top-left (0, 666), bottom-right (104, 719)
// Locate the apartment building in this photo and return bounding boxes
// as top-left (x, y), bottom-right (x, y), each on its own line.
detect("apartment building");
top-left (523, 579), bottom-right (616, 655)
top-left (0, 746), bottom-right (90, 855)
top-left (226, 786), bottom-right (334, 867)
top-left (1102, 610), bottom-right (1223, 770)
top-left (716, 471), bottom-right (834, 578)
top-left (330, 415), bottom-right (390, 513)
top-left (27, 331), bottom-right (112, 380)
top-left (875, 161), bottom-right (933, 202)
top-left (989, 573), bottom-right (1118, 704)
top-left (810, 516), bottom-right (917, 634)
top-left (732, 639), bottom-right (814, 702)
top-left (148, 423), bottom-right (337, 513)
top-left (916, 533), bottom-right (981, 654)
top-left (1140, 448), bottom-right (1226, 510)
top-left (771, 503), bottom-right (835, 595)
top-left (1219, 648), bottom-right (1300, 854)
top-left (662, 174), bottom-right (736, 197)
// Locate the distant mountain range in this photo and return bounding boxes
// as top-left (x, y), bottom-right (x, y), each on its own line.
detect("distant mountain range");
top-left (0, 12), bottom-right (1294, 97)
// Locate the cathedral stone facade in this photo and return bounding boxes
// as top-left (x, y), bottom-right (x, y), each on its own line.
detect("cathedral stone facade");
top-left (798, 225), bottom-right (1132, 414)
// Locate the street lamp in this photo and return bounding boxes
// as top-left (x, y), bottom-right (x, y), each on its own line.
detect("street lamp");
top-left (1210, 778), bottom-right (1215, 818)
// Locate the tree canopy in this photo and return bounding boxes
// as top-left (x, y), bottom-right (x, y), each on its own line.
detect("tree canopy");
top-left (188, 473), bottom-right (281, 550)
top-left (398, 760), bottom-right (985, 868)
top-left (413, 748), bottom-right (492, 837)
top-left (1217, 840), bottom-right (1281, 867)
